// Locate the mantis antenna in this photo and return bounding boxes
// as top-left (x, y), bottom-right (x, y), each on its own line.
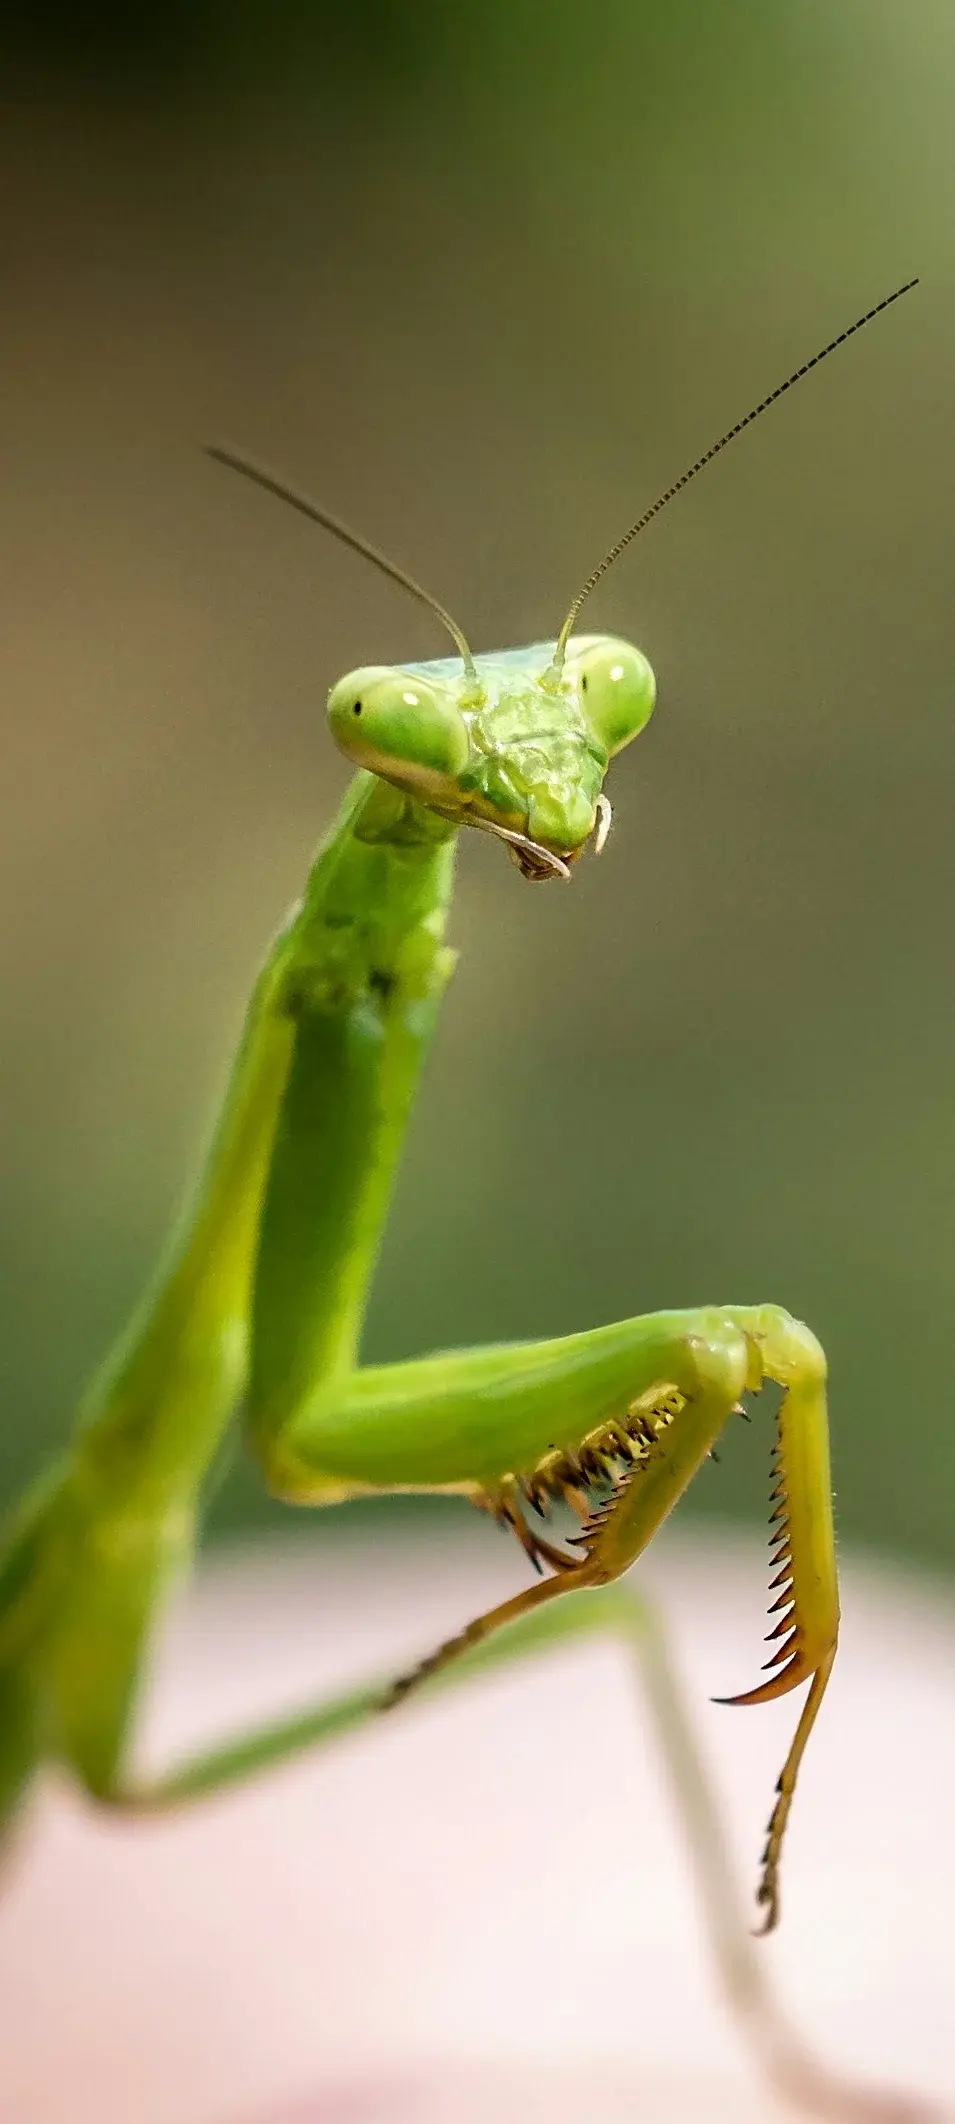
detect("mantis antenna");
top-left (548, 276), bottom-right (919, 678)
top-left (204, 443), bottom-right (479, 685)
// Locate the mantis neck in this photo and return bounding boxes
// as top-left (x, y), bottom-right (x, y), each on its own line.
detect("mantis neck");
top-left (248, 774), bottom-right (459, 1463)
top-left (77, 772), bottom-right (459, 1509)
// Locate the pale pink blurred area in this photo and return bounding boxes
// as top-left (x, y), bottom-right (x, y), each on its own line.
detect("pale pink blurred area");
top-left (0, 1527), bottom-right (951, 2124)
top-left (212, 2061), bottom-right (852, 2124)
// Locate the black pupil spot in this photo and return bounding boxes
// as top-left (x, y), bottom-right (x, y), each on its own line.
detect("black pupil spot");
top-left (581, 675), bottom-right (588, 691)
top-left (353, 700), bottom-right (363, 715)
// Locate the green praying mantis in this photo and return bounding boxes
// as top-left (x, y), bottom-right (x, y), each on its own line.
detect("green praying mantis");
top-left (0, 278), bottom-right (923, 2116)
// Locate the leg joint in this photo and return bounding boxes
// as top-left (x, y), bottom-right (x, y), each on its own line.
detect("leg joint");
top-left (741, 1305), bottom-right (828, 1394)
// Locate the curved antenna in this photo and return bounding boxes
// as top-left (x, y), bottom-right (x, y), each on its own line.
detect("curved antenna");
top-left (204, 444), bottom-right (478, 682)
top-left (549, 277), bottom-right (918, 677)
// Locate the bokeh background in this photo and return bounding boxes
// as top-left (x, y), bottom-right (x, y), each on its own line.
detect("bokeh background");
top-left (1, 0), bottom-right (952, 1579)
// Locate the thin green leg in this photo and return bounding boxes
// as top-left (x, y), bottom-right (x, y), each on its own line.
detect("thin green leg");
top-left (89, 1573), bottom-right (915, 2124)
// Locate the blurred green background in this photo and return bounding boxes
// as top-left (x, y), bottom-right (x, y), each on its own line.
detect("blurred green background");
top-left (1, 2), bottom-right (951, 1568)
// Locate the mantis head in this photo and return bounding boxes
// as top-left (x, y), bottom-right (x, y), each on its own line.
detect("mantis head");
top-left (206, 275), bottom-right (916, 879)
top-left (326, 634), bottom-right (656, 878)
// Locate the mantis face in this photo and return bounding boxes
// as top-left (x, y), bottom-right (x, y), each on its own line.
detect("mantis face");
top-left (214, 284), bottom-right (915, 873)
top-left (327, 633), bottom-right (656, 878)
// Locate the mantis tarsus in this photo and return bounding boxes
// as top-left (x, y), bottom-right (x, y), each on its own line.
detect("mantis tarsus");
top-left (0, 279), bottom-right (924, 2119)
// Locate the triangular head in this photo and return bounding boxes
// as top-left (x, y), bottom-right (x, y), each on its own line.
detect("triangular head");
top-left (208, 276), bottom-right (915, 884)
top-left (327, 634), bottom-right (655, 877)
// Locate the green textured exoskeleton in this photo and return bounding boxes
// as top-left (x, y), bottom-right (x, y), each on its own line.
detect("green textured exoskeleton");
top-left (0, 283), bottom-right (920, 2123)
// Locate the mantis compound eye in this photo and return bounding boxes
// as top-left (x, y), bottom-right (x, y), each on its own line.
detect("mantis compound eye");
top-left (568, 635), bottom-right (656, 759)
top-left (327, 666), bottom-right (471, 785)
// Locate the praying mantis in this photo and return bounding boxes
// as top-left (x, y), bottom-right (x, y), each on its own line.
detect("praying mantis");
top-left (0, 279), bottom-right (924, 2118)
